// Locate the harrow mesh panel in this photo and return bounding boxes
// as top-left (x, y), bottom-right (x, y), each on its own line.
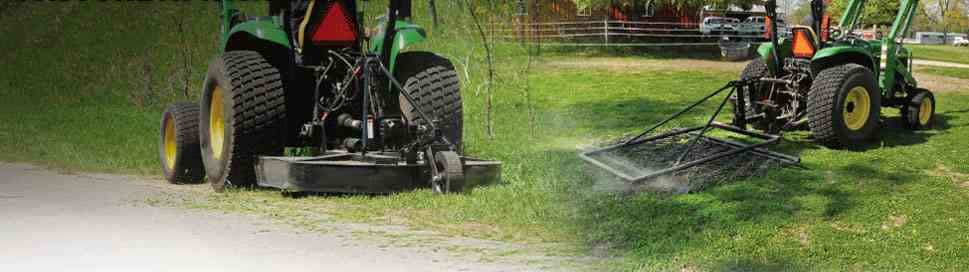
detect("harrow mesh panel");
top-left (585, 133), bottom-right (790, 193)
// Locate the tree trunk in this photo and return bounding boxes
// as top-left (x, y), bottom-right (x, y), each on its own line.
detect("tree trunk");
top-left (941, 0), bottom-right (950, 44)
top-left (429, 0), bottom-right (439, 28)
top-left (465, 0), bottom-right (496, 139)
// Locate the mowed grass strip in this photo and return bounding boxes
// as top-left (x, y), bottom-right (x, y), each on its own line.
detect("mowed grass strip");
top-left (917, 66), bottom-right (969, 79)
top-left (181, 59), bottom-right (969, 270)
top-left (908, 44), bottom-right (969, 65)
top-left (0, 1), bottom-right (224, 174)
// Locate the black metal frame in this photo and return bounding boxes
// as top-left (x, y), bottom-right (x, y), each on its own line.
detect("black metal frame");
top-left (579, 80), bottom-right (800, 183)
top-left (256, 53), bottom-right (500, 193)
top-left (301, 0), bottom-right (448, 157)
top-left (250, 0), bottom-right (500, 193)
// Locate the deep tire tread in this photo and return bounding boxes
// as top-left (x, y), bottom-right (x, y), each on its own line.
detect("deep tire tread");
top-left (807, 63), bottom-right (880, 148)
top-left (397, 53), bottom-right (463, 151)
top-left (160, 102), bottom-right (205, 184)
top-left (903, 89), bottom-right (935, 130)
top-left (203, 51), bottom-right (286, 191)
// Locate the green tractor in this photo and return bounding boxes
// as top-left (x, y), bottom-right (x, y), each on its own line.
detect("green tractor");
top-left (159, 0), bottom-right (500, 193)
top-left (734, 0), bottom-right (935, 148)
top-left (580, 0), bottom-right (936, 184)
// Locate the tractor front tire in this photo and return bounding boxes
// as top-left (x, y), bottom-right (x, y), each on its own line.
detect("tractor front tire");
top-left (159, 102), bottom-right (205, 184)
top-left (902, 89), bottom-right (935, 130)
top-left (396, 52), bottom-right (463, 152)
top-left (807, 63), bottom-right (881, 148)
top-left (200, 51), bottom-right (287, 192)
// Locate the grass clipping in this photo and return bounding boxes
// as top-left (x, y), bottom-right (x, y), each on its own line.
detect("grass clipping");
top-left (585, 133), bottom-right (789, 195)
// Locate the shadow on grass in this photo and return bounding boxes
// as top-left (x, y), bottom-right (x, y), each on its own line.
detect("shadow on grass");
top-left (0, 2), bottom-right (22, 15)
top-left (772, 113), bottom-right (957, 154)
top-left (573, 92), bottom-right (963, 157)
top-left (874, 113), bottom-right (958, 149)
top-left (567, 96), bottom-right (719, 138)
top-left (711, 257), bottom-right (800, 272)
top-left (563, 147), bottom-right (921, 269)
top-left (560, 97), bottom-right (940, 269)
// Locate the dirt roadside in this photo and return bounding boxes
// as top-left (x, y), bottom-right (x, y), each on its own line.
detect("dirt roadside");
top-left (541, 57), bottom-right (969, 93)
top-left (0, 162), bottom-right (575, 272)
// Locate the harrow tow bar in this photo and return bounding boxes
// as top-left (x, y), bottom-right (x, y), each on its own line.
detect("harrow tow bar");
top-left (674, 85), bottom-right (736, 165)
top-left (625, 80), bottom-right (747, 145)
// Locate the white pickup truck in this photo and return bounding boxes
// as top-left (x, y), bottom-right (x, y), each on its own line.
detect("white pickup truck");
top-left (737, 16), bottom-right (789, 38)
top-left (701, 17), bottom-right (739, 35)
top-left (954, 36), bottom-right (969, 47)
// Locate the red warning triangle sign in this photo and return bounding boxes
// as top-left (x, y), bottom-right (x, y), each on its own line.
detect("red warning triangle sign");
top-left (311, 1), bottom-right (357, 43)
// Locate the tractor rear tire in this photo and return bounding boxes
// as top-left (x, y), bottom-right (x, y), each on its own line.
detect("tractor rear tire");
top-left (733, 58), bottom-right (771, 131)
top-left (159, 102), bottom-right (205, 184)
top-left (902, 89), bottom-right (935, 130)
top-left (396, 52), bottom-right (463, 152)
top-left (807, 63), bottom-right (881, 148)
top-left (200, 51), bottom-right (287, 192)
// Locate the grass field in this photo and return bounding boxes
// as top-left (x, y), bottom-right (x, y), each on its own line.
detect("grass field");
top-left (0, 2), bottom-right (219, 173)
top-left (908, 44), bottom-right (969, 65)
top-left (3, 3), bottom-right (969, 271)
top-left (188, 61), bottom-right (969, 271)
top-left (918, 66), bottom-right (969, 79)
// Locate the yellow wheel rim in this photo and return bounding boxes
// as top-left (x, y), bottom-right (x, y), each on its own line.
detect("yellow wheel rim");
top-left (843, 86), bottom-right (871, 131)
top-left (918, 96), bottom-right (933, 125)
top-left (163, 115), bottom-right (177, 170)
top-left (210, 86), bottom-right (225, 160)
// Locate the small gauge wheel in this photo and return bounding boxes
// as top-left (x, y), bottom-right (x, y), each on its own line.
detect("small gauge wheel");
top-left (431, 151), bottom-right (464, 193)
top-left (902, 89), bottom-right (935, 130)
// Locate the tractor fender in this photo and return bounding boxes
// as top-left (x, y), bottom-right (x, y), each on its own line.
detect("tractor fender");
top-left (369, 20), bottom-right (428, 72)
top-left (810, 46), bottom-right (876, 75)
top-left (221, 19), bottom-right (291, 53)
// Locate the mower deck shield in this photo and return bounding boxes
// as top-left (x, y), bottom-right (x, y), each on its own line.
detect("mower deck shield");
top-left (255, 151), bottom-right (501, 193)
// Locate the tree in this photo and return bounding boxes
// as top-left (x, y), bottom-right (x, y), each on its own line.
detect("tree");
top-left (913, 0), bottom-right (969, 36)
top-left (933, 0), bottom-right (969, 42)
top-left (940, 0), bottom-right (952, 42)
top-left (829, 0), bottom-right (900, 26)
top-left (429, 0), bottom-right (439, 28)
top-left (788, 0), bottom-right (813, 23)
top-left (464, 0), bottom-right (497, 138)
top-left (945, 0), bottom-right (969, 34)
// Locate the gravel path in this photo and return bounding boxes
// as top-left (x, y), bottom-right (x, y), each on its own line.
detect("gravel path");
top-left (0, 162), bottom-right (556, 272)
top-left (913, 59), bottom-right (969, 69)
top-left (543, 57), bottom-right (969, 93)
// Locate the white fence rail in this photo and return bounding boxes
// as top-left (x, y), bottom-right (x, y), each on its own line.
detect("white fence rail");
top-left (501, 19), bottom-right (776, 47)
